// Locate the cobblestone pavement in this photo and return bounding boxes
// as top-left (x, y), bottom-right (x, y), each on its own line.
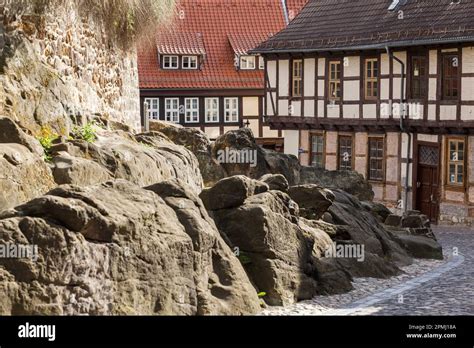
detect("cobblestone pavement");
top-left (262, 226), bottom-right (473, 316)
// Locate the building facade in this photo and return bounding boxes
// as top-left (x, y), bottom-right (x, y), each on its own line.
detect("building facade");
top-left (138, 0), bottom-right (307, 151)
top-left (253, 0), bottom-right (474, 225)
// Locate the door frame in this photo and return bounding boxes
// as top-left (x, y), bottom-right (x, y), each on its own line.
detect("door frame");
top-left (412, 138), bottom-right (442, 223)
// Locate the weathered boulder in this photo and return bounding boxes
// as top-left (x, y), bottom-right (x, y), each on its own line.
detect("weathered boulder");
top-left (259, 174), bottom-right (289, 192)
top-left (385, 214), bottom-right (403, 227)
top-left (150, 121), bottom-right (226, 186)
top-left (300, 167), bottom-right (375, 201)
top-left (402, 214), bottom-right (431, 229)
top-left (288, 185), bottom-right (335, 220)
top-left (0, 143), bottom-right (55, 212)
top-left (327, 189), bottom-right (415, 277)
top-left (362, 201), bottom-right (392, 222)
top-left (211, 190), bottom-right (320, 306)
top-left (0, 180), bottom-right (260, 315)
top-left (0, 117), bottom-right (43, 156)
top-left (200, 176), bottom-right (269, 211)
top-left (49, 131), bottom-right (204, 195)
top-left (392, 234), bottom-right (443, 260)
top-left (52, 151), bottom-right (112, 186)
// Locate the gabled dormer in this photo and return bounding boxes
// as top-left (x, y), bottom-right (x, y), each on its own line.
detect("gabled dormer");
top-left (228, 33), bottom-right (267, 71)
top-left (157, 32), bottom-right (206, 70)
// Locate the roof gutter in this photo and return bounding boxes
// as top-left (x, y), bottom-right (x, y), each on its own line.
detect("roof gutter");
top-left (250, 36), bottom-right (474, 55)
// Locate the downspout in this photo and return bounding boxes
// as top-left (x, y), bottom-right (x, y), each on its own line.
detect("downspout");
top-left (386, 46), bottom-right (410, 212)
top-left (280, 0), bottom-right (289, 25)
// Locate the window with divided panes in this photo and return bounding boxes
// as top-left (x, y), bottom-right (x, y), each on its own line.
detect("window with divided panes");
top-left (368, 138), bottom-right (384, 181)
top-left (410, 56), bottom-right (427, 99)
top-left (310, 134), bottom-right (325, 168)
top-left (338, 136), bottom-right (353, 171)
top-left (447, 138), bottom-right (465, 185)
top-left (328, 61), bottom-right (341, 100)
top-left (365, 58), bottom-right (379, 100)
top-left (442, 54), bottom-right (459, 100)
top-left (292, 59), bottom-right (303, 97)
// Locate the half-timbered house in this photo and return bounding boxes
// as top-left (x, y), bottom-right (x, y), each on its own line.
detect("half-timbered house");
top-left (253, 0), bottom-right (474, 224)
top-left (138, 0), bottom-right (307, 151)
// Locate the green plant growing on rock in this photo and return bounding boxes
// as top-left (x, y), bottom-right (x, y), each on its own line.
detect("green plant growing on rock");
top-left (238, 252), bottom-right (252, 266)
top-left (37, 126), bottom-right (59, 162)
top-left (71, 122), bottom-right (98, 143)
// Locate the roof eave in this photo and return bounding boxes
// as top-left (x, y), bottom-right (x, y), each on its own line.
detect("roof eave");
top-left (250, 36), bottom-right (474, 55)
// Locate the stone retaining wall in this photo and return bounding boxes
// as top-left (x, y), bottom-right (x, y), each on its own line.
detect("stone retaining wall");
top-left (0, 1), bottom-right (140, 134)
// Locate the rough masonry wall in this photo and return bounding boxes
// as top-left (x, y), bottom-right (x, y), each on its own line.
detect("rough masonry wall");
top-left (0, 2), bottom-right (140, 134)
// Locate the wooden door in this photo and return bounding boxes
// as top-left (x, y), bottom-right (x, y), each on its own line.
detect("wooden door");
top-left (415, 144), bottom-right (440, 222)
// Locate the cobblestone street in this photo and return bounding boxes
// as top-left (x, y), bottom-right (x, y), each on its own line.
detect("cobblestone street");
top-left (362, 227), bottom-right (474, 316)
top-left (262, 227), bottom-right (474, 316)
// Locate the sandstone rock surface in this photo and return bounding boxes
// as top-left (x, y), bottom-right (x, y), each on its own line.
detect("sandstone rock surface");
top-left (0, 180), bottom-right (260, 315)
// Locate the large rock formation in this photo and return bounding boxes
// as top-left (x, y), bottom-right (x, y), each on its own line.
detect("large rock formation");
top-left (49, 130), bottom-right (204, 195)
top-left (150, 121), bottom-right (226, 186)
top-left (201, 176), bottom-right (355, 306)
top-left (0, 117), bottom-right (55, 211)
top-left (0, 180), bottom-right (260, 315)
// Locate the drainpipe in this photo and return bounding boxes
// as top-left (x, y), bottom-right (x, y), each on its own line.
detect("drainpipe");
top-left (280, 0), bottom-right (289, 25)
top-left (386, 46), bottom-right (410, 213)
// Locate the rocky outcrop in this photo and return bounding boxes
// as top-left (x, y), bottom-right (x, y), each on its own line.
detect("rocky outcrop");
top-left (49, 131), bottom-right (203, 195)
top-left (201, 176), bottom-right (357, 306)
top-left (259, 174), bottom-right (289, 192)
top-left (300, 167), bottom-right (375, 201)
top-left (327, 189), bottom-right (413, 274)
top-left (288, 185), bottom-right (335, 220)
top-left (212, 128), bottom-right (301, 185)
top-left (209, 190), bottom-right (334, 306)
top-left (200, 176), bottom-right (268, 211)
top-left (0, 117), bottom-right (55, 212)
top-left (150, 121), bottom-right (226, 186)
top-left (0, 180), bottom-right (260, 315)
top-left (0, 143), bottom-right (55, 212)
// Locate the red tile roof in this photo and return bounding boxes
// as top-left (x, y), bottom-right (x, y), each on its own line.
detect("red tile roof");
top-left (228, 33), bottom-right (270, 56)
top-left (139, 0), bottom-right (308, 90)
top-left (157, 32), bottom-right (206, 56)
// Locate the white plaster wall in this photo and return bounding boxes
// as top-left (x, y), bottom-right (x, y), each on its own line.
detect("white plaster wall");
top-left (267, 60), bottom-right (277, 88)
top-left (463, 46), bottom-right (474, 73)
top-left (283, 130), bottom-right (300, 157)
top-left (343, 80), bottom-right (360, 101)
top-left (278, 59), bottom-right (289, 97)
top-left (439, 105), bottom-right (457, 120)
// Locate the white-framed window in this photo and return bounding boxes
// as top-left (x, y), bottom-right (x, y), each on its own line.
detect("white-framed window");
top-left (182, 55), bottom-right (198, 69)
top-left (144, 98), bottom-right (159, 120)
top-left (205, 98), bottom-right (219, 123)
top-left (259, 55), bottom-right (265, 70)
top-left (163, 55), bottom-right (178, 69)
top-left (240, 55), bottom-right (256, 70)
top-left (224, 97), bottom-right (239, 123)
top-left (165, 98), bottom-right (180, 123)
top-left (185, 98), bottom-right (199, 123)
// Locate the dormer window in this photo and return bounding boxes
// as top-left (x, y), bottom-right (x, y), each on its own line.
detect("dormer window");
top-left (183, 55), bottom-right (198, 69)
top-left (240, 55), bottom-right (256, 70)
top-left (163, 55), bottom-right (179, 69)
top-left (259, 56), bottom-right (265, 70)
